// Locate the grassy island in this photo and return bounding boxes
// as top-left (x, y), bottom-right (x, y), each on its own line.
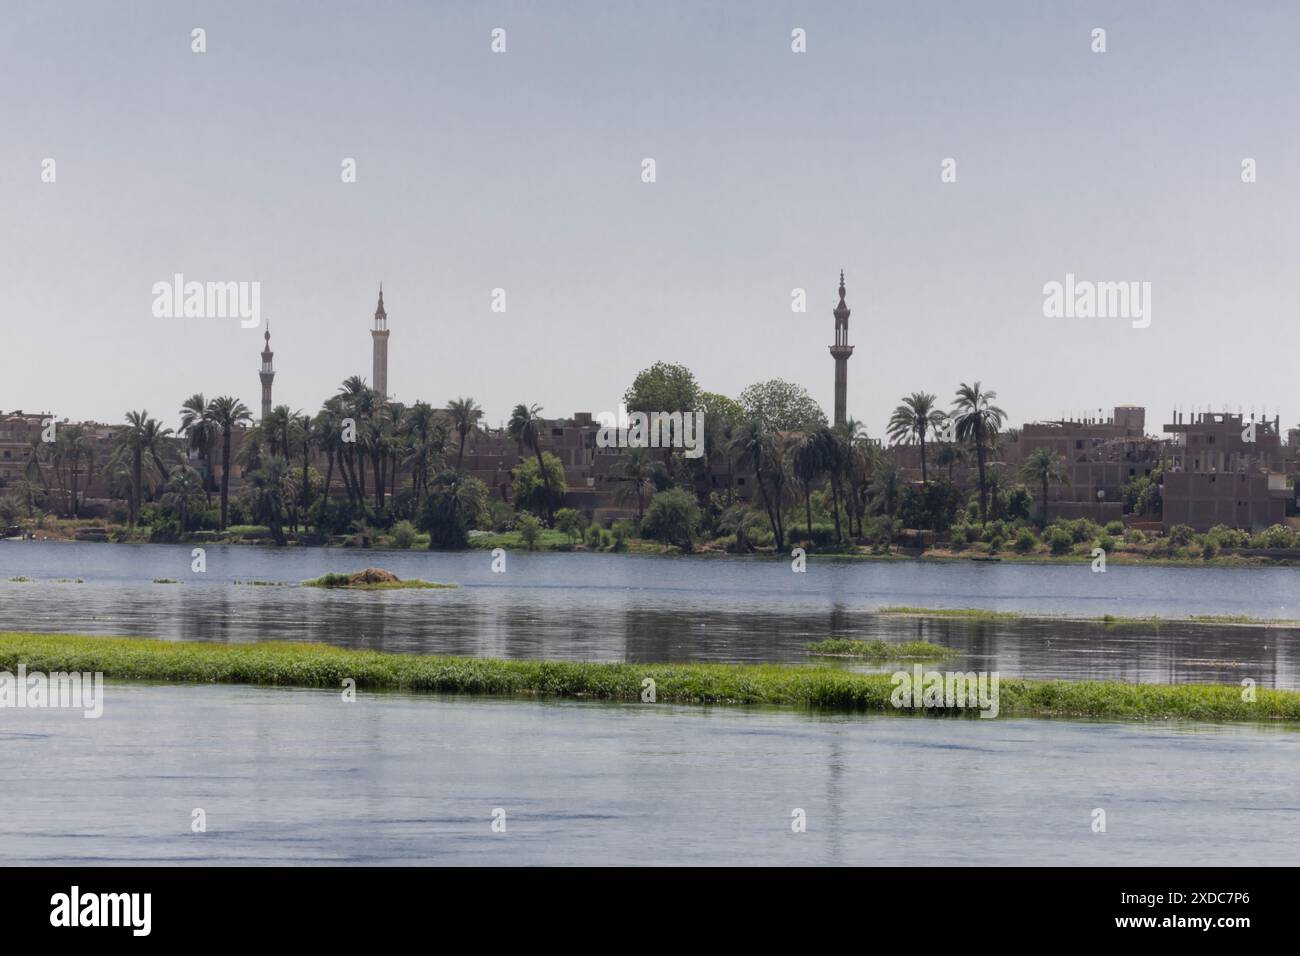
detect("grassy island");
top-left (302, 569), bottom-right (456, 590)
top-left (806, 639), bottom-right (954, 659)
top-left (1, 633), bottom-right (1297, 723)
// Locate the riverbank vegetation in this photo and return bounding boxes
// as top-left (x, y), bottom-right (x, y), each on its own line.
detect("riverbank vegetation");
top-left (875, 606), bottom-right (1299, 628)
top-left (806, 639), bottom-right (954, 659)
top-left (2, 633), bottom-right (1297, 723)
top-left (4, 366), bottom-right (1297, 568)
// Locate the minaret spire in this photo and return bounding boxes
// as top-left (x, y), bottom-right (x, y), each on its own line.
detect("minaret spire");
top-left (829, 270), bottom-right (854, 427)
top-left (259, 325), bottom-right (276, 421)
top-left (372, 285), bottom-right (390, 399)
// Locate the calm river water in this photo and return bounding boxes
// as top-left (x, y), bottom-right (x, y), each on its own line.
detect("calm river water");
top-left (2, 683), bottom-right (1297, 866)
top-left (3, 540), bottom-right (1300, 686)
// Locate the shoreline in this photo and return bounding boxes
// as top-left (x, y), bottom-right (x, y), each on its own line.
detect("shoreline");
top-left (2, 633), bottom-right (1297, 723)
top-left (10, 531), bottom-right (1300, 571)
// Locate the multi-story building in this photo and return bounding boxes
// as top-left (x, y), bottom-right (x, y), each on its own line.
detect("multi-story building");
top-left (1006, 405), bottom-right (1159, 523)
top-left (1161, 411), bottom-right (1290, 531)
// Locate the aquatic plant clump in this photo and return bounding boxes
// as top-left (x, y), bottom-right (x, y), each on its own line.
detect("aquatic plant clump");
top-left (302, 568), bottom-right (456, 590)
top-left (806, 639), bottom-right (953, 660)
top-left (1, 633), bottom-right (1297, 723)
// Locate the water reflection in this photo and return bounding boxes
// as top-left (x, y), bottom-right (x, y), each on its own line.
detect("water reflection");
top-left (2, 542), bottom-right (1299, 687)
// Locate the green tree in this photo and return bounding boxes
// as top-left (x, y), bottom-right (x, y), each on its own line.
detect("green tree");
top-left (1019, 446), bottom-right (1069, 528)
top-left (887, 392), bottom-right (947, 485)
top-left (447, 396), bottom-right (482, 468)
top-left (952, 381), bottom-right (1005, 524)
top-left (610, 446), bottom-right (662, 520)
top-left (624, 362), bottom-right (701, 418)
top-left (642, 487), bottom-right (702, 551)
top-left (510, 452), bottom-right (567, 518)
top-left (508, 403), bottom-right (556, 520)
top-left (206, 396), bottom-right (252, 530)
top-left (162, 466), bottom-right (207, 532)
top-left (738, 379), bottom-right (827, 433)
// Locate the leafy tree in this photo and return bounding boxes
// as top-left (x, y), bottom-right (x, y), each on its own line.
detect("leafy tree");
top-left (642, 487), bottom-right (702, 551)
top-left (510, 452), bottom-right (567, 518)
top-left (624, 362), bottom-right (700, 417)
top-left (515, 512), bottom-right (542, 550)
top-left (553, 508), bottom-right (582, 544)
top-left (738, 379), bottom-right (827, 434)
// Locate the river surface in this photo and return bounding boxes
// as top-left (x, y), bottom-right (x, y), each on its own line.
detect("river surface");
top-left (3, 540), bottom-right (1300, 687)
top-left (1, 683), bottom-right (1297, 866)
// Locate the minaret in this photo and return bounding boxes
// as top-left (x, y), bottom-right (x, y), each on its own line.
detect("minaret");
top-left (829, 271), bottom-right (854, 426)
top-left (259, 325), bottom-right (275, 421)
top-left (371, 285), bottom-right (389, 399)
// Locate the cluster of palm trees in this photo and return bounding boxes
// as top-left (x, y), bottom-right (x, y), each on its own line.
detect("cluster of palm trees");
top-left (886, 382), bottom-right (1009, 522)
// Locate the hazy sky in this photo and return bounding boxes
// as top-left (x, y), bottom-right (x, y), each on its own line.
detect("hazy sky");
top-left (4, 1), bottom-right (1299, 437)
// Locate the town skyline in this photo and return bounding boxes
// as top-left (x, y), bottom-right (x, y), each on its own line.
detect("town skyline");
top-left (5, 2), bottom-right (1300, 437)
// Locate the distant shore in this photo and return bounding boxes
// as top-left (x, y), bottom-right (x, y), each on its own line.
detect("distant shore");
top-left (9, 523), bottom-right (1300, 571)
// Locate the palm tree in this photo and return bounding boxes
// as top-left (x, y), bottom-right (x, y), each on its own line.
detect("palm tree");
top-left (728, 419), bottom-right (787, 551)
top-left (1020, 447), bottom-right (1069, 528)
top-left (952, 382), bottom-right (1006, 523)
top-left (262, 405), bottom-right (293, 458)
top-left (868, 456), bottom-right (903, 519)
top-left (116, 411), bottom-right (172, 526)
top-left (610, 446), bottom-right (661, 520)
top-left (508, 403), bottom-right (554, 520)
top-left (887, 392), bottom-right (947, 485)
top-left (247, 456), bottom-right (290, 545)
top-left (447, 397), bottom-right (482, 468)
top-left (56, 424), bottom-right (95, 517)
top-left (792, 432), bottom-right (826, 539)
top-left (163, 466), bottom-right (207, 532)
top-left (206, 396), bottom-right (252, 530)
top-left (935, 442), bottom-right (965, 483)
top-left (179, 393), bottom-right (216, 503)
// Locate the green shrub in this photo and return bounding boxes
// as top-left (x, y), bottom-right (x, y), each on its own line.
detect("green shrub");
top-left (390, 520), bottom-right (417, 549)
top-left (642, 488), bottom-right (702, 551)
top-left (1048, 527), bottom-right (1073, 555)
top-left (1067, 518), bottom-right (1099, 544)
top-left (1096, 533), bottom-right (1115, 553)
top-left (1167, 524), bottom-right (1195, 547)
top-left (1104, 520), bottom-right (1124, 536)
top-left (1013, 528), bottom-right (1038, 552)
top-left (1200, 537), bottom-right (1218, 560)
top-left (1206, 524), bottom-right (1245, 549)
top-left (516, 513), bottom-right (542, 550)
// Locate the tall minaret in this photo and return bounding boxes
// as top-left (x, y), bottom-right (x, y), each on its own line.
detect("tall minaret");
top-left (829, 271), bottom-right (854, 426)
top-left (371, 285), bottom-right (389, 399)
top-left (259, 325), bottom-right (275, 421)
